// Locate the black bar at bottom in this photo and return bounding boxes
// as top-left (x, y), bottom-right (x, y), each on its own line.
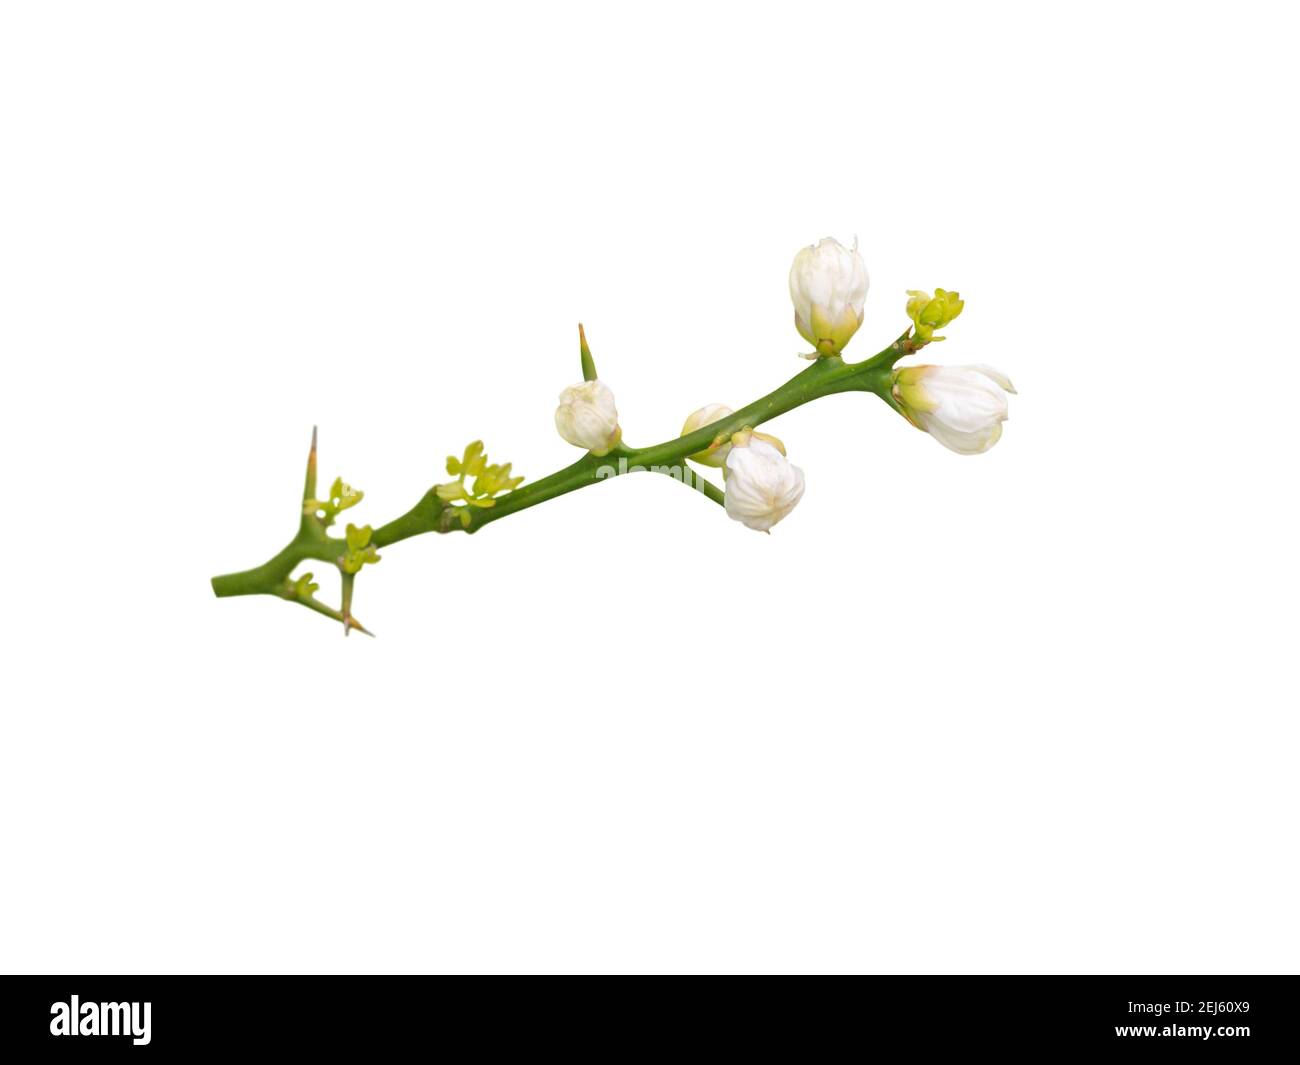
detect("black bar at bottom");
top-left (0, 975), bottom-right (1292, 1053)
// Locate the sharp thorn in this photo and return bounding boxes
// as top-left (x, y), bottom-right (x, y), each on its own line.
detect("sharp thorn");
top-left (579, 323), bottom-right (597, 381)
top-left (303, 425), bottom-right (320, 503)
top-left (343, 614), bottom-right (375, 638)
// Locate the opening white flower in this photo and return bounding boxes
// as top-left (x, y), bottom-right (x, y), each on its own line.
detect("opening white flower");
top-left (788, 237), bottom-right (869, 356)
top-left (892, 364), bottom-right (1016, 454)
top-left (724, 436), bottom-right (805, 532)
top-left (555, 379), bottom-right (621, 456)
top-left (680, 403), bottom-right (735, 467)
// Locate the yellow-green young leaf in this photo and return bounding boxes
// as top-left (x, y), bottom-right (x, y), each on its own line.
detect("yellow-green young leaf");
top-left (462, 440), bottom-right (485, 475)
top-left (474, 462), bottom-right (511, 496)
top-left (905, 290), bottom-right (931, 323)
top-left (905, 287), bottom-right (964, 342)
top-left (458, 509), bottom-right (472, 528)
top-left (340, 542), bottom-right (380, 575)
top-left (439, 440), bottom-right (523, 508)
top-left (345, 523), bottom-right (372, 551)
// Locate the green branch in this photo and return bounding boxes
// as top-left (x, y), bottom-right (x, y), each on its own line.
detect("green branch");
top-left (210, 329), bottom-right (921, 632)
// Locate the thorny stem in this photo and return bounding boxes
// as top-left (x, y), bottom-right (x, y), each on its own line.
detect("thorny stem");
top-left (210, 330), bottom-right (922, 632)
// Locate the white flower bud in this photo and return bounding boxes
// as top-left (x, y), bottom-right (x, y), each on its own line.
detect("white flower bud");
top-left (788, 237), bottom-right (869, 355)
top-left (680, 403), bottom-right (734, 467)
top-left (892, 364), bottom-right (1016, 455)
top-left (724, 436), bottom-right (805, 532)
top-left (555, 380), bottom-right (621, 456)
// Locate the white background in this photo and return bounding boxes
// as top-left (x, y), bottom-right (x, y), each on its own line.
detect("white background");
top-left (2, 1), bottom-right (1296, 974)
